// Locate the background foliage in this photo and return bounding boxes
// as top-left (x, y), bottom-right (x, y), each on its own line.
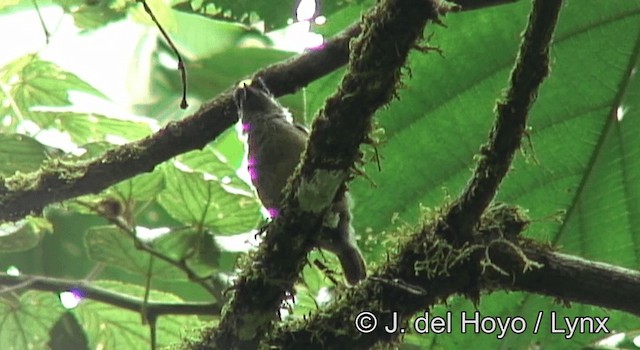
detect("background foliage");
top-left (0, 0), bottom-right (639, 349)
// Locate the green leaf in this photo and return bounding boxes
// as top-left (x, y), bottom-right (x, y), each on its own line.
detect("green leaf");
top-left (0, 55), bottom-right (107, 120)
top-left (112, 168), bottom-right (166, 202)
top-left (152, 227), bottom-right (219, 276)
top-left (29, 111), bottom-right (154, 145)
top-left (70, 1), bottom-right (129, 30)
top-left (170, 9), bottom-right (269, 57)
top-left (0, 216), bottom-right (53, 252)
top-left (72, 280), bottom-right (201, 350)
top-left (155, 46), bottom-right (293, 101)
top-left (158, 160), bottom-right (261, 234)
top-left (85, 225), bottom-right (187, 280)
top-left (0, 133), bottom-right (48, 176)
top-left (199, 0), bottom-right (294, 29)
top-left (0, 291), bottom-right (65, 350)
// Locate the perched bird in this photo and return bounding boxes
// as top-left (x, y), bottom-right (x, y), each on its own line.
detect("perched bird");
top-left (234, 79), bottom-right (367, 285)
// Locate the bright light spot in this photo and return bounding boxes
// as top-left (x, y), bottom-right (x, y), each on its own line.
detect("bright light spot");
top-left (73, 147), bottom-right (88, 157)
top-left (267, 21), bottom-right (324, 53)
top-left (2, 115), bottom-right (12, 126)
top-left (316, 286), bottom-right (332, 305)
top-left (36, 128), bottom-right (81, 153)
top-left (135, 226), bottom-right (170, 243)
top-left (202, 172), bottom-right (218, 181)
top-left (6, 266), bottom-right (20, 276)
top-left (158, 51), bottom-right (178, 69)
top-left (214, 231), bottom-right (261, 252)
top-left (314, 16), bottom-right (327, 25)
top-left (174, 160), bottom-right (194, 173)
top-left (221, 176), bottom-right (232, 184)
top-left (634, 333), bottom-right (640, 347)
top-left (280, 292), bottom-right (296, 318)
top-left (59, 290), bottom-right (82, 309)
top-left (105, 133), bottom-right (128, 145)
top-left (296, 0), bottom-right (316, 22)
top-left (596, 332), bottom-right (625, 347)
top-left (0, 220), bottom-right (26, 236)
top-left (616, 105), bottom-right (626, 122)
top-left (16, 120), bottom-right (40, 135)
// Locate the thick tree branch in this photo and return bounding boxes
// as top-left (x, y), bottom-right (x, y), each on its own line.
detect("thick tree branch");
top-left (203, 0), bottom-right (443, 349)
top-left (0, 273), bottom-right (220, 318)
top-left (267, 204), bottom-right (640, 348)
top-left (487, 244), bottom-right (640, 315)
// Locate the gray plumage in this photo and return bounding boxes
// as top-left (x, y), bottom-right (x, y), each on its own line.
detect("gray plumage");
top-left (234, 80), bottom-right (367, 285)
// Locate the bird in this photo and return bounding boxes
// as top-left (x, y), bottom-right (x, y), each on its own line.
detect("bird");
top-left (233, 79), bottom-right (367, 285)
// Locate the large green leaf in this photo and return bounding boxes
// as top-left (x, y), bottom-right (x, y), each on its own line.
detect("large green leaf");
top-left (85, 225), bottom-right (188, 280)
top-left (29, 111), bottom-right (154, 146)
top-left (157, 158), bottom-right (261, 235)
top-left (0, 55), bottom-right (106, 122)
top-left (304, 0), bottom-right (640, 348)
top-left (0, 291), bottom-right (65, 350)
top-left (72, 280), bottom-right (200, 350)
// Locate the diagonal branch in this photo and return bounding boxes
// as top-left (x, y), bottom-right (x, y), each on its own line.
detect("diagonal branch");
top-left (268, 204), bottom-right (640, 348)
top-left (204, 0), bottom-right (443, 348)
top-left (444, 0), bottom-right (561, 243)
top-left (0, 0), bottom-right (519, 223)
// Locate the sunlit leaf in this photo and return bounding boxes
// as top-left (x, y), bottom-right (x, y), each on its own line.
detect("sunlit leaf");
top-left (0, 133), bottom-right (48, 176)
top-left (29, 111), bottom-right (154, 145)
top-left (158, 160), bottom-right (261, 235)
top-left (0, 216), bottom-right (53, 252)
top-left (0, 55), bottom-right (106, 120)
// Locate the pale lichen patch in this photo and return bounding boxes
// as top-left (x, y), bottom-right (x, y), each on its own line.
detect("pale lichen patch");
top-left (297, 169), bottom-right (345, 213)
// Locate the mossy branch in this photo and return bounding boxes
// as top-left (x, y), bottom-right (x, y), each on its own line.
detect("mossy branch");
top-left (444, 0), bottom-right (562, 243)
top-left (265, 0), bottom-right (567, 347)
top-left (267, 204), bottom-right (640, 349)
top-left (204, 0), bottom-right (443, 349)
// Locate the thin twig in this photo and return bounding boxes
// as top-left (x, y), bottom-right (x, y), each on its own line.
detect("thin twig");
top-left (137, 0), bottom-right (188, 108)
top-left (0, 273), bottom-right (220, 317)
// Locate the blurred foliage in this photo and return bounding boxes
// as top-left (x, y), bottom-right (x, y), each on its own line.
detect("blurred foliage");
top-left (0, 0), bottom-right (639, 349)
